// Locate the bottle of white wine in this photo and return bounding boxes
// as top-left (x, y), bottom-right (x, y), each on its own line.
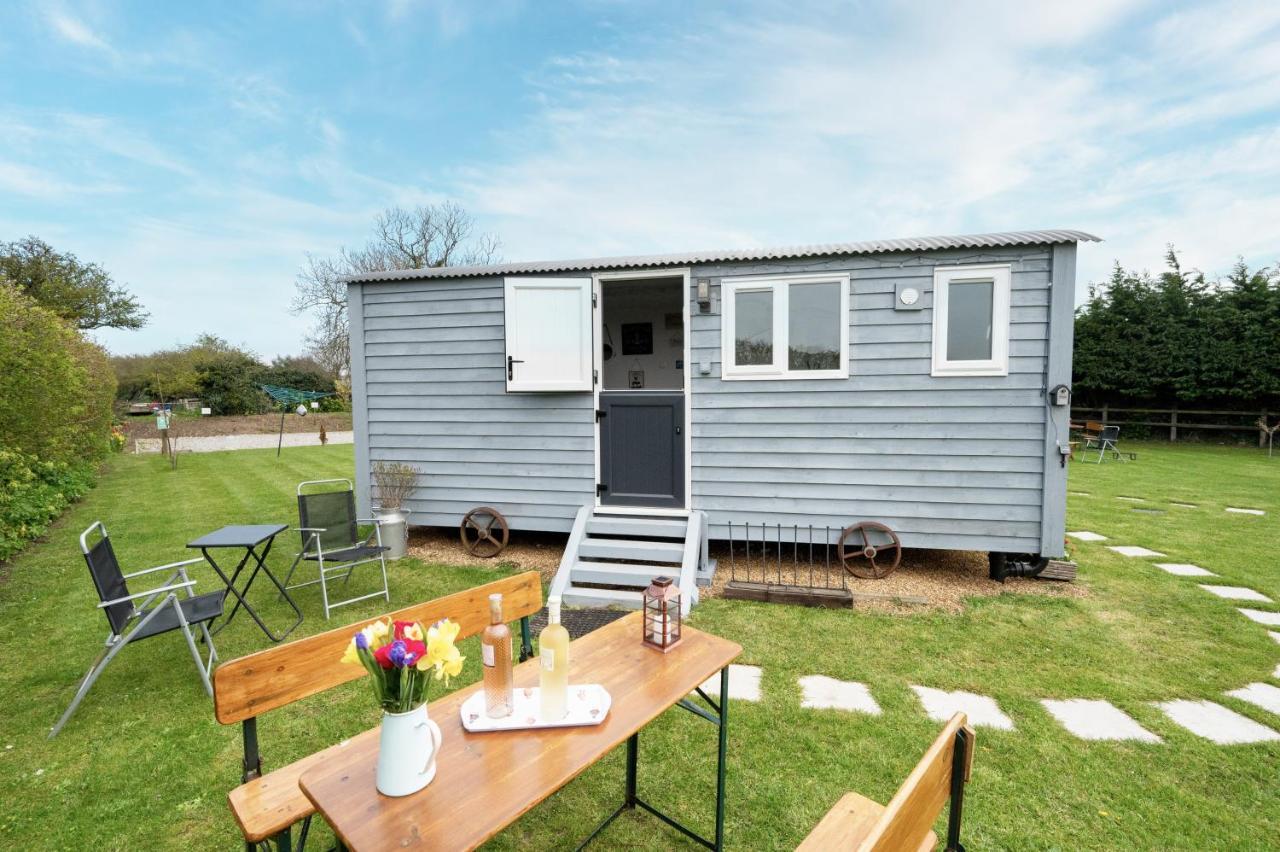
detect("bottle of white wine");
top-left (538, 596), bottom-right (569, 721)
top-left (482, 592), bottom-right (513, 718)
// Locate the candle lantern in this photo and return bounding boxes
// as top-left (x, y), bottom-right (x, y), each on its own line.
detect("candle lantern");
top-left (642, 576), bottom-right (682, 652)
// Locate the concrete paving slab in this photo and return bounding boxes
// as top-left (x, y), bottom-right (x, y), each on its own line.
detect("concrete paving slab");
top-left (1107, 546), bottom-right (1166, 558)
top-left (1153, 563), bottom-right (1215, 577)
top-left (1225, 507), bottom-right (1265, 516)
top-left (1239, 609), bottom-right (1280, 627)
top-left (910, 685), bottom-right (1014, 730)
top-left (1066, 531), bottom-right (1107, 542)
top-left (1226, 683), bottom-right (1280, 716)
top-left (1041, 699), bottom-right (1161, 742)
top-left (1155, 699), bottom-right (1280, 744)
top-left (1198, 585), bottom-right (1272, 603)
top-left (699, 664), bottom-right (762, 702)
top-left (798, 675), bottom-right (881, 715)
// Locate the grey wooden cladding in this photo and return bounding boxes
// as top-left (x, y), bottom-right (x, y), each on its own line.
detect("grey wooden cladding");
top-left (356, 276), bottom-right (593, 533)
top-left (689, 244), bottom-right (1055, 553)
top-left (350, 240), bottom-right (1072, 551)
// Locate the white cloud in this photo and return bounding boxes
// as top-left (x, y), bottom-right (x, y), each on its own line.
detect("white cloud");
top-left (452, 0), bottom-right (1280, 298)
top-left (44, 7), bottom-right (115, 55)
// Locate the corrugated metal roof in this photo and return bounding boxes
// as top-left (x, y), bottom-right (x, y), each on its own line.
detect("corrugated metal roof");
top-left (342, 228), bottom-right (1101, 283)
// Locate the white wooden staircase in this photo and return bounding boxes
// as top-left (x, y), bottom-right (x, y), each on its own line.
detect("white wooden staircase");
top-left (551, 507), bottom-right (711, 615)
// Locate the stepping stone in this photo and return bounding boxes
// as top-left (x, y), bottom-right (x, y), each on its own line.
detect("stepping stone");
top-left (1066, 531), bottom-right (1107, 542)
top-left (1154, 563), bottom-right (1216, 577)
top-left (1274, 663), bottom-right (1280, 679)
top-left (798, 675), bottom-right (881, 715)
top-left (1226, 683), bottom-right (1280, 716)
top-left (1116, 496), bottom-right (1145, 502)
top-left (1198, 585), bottom-right (1273, 603)
top-left (1108, 546), bottom-right (1166, 558)
top-left (1155, 699), bottom-right (1280, 744)
top-left (1069, 491), bottom-right (1091, 496)
top-left (1226, 507), bottom-right (1265, 516)
top-left (1170, 502), bottom-right (1197, 508)
top-left (910, 685), bottom-right (1014, 730)
top-left (1271, 632), bottom-right (1280, 645)
top-left (698, 664), bottom-right (762, 702)
top-left (1041, 699), bottom-right (1161, 742)
top-left (1238, 609), bottom-right (1280, 627)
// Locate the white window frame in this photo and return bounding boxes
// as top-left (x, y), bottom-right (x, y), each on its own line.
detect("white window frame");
top-left (720, 272), bottom-right (850, 380)
top-left (931, 264), bottom-right (1012, 377)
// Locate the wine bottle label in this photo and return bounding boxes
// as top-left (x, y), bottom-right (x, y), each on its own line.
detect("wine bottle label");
top-left (541, 648), bottom-right (554, 672)
top-left (483, 644), bottom-right (495, 667)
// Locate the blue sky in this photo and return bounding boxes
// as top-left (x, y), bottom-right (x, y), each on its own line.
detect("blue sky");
top-left (2, 1), bottom-right (1278, 358)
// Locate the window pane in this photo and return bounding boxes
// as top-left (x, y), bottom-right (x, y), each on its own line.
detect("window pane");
top-left (788, 282), bottom-right (841, 370)
top-left (734, 289), bottom-right (773, 366)
top-left (946, 279), bottom-right (994, 361)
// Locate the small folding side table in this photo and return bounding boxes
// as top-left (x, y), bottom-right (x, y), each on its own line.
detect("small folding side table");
top-left (188, 524), bottom-right (303, 643)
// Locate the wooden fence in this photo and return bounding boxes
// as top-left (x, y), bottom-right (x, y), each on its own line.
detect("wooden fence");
top-left (1071, 405), bottom-right (1274, 445)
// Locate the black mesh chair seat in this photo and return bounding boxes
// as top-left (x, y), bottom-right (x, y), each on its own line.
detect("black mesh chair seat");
top-left (131, 591), bottom-right (226, 641)
top-left (285, 479), bottom-right (392, 619)
top-left (301, 544), bottom-right (388, 563)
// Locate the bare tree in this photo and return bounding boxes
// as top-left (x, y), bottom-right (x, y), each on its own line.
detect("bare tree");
top-left (293, 202), bottom-right (500, 379)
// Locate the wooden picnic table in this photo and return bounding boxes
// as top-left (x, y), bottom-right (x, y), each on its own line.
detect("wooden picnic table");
top-left (298, 611), bottom-right (742, 851)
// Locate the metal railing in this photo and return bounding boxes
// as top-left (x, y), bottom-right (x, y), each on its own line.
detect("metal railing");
top-left (720, 522), bottom-right (846, 590)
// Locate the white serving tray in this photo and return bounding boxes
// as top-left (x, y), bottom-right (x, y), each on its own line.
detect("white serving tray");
top-left (459, 684), bottom-right (612, 732)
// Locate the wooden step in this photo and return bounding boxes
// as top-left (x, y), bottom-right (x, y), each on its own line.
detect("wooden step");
top-left (562, 585), bottom-right (645, 610)
top-left (586, 515), bottom-right (688, 539)
top-left (572, 561), bottom-right (663, 588)
top-left (577, 537), bottom-right (684, 563)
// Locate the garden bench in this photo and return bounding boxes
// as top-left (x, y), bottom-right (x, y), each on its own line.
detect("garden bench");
top-left (797, 713), bottom-right (974, 852)
top-left (213, 571), bottom-right (541, 851)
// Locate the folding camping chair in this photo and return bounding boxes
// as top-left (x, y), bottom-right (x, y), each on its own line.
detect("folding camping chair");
top-left (281, 479), bottom-right (391, 619)
top-left (1083, 424), bottom-right (1127, 463)
top-left (51, 522), bottom-right (223, 737)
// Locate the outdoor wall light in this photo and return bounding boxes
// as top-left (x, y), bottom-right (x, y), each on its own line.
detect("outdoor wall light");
top-left (696, 278), bottom-right (711, 312)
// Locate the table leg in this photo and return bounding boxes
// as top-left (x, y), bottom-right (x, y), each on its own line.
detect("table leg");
top-left (207, 538), bottom-right (304, 643)
top-left (205, 547), bottom-right (254, 637)
top-left (577, 666), bottom-right (730, 850)
top-left (247, 536), bottom-right (305, 641)
top-left (714, 664), bottom-right (729, 851)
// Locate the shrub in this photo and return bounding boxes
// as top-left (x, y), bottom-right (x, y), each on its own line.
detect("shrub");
top-left (0, 283), bottom-right (116, 463)
top-left (0, 448), bottom-right (95, 561)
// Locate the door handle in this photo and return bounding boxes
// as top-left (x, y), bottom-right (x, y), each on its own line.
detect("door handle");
top-left (675, 426), bottom-right (682, 434)
top-left (507, 355), bottom-right (524, 380)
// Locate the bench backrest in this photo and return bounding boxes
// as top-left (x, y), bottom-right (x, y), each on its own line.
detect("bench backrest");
top-left (213, 571), bottom-right (542, 725)
top-left (860, 712), bottom-right (974, 851)
top-left (1084, 420), bottom-right (1104, 435)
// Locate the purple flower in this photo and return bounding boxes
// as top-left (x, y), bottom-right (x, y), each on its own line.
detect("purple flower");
top-left (355, 632), bottom-right (368, 650)
top-left (388, 640), bottom-right (407, 667)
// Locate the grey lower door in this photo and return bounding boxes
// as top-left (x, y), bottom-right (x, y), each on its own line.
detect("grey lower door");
top-left (598, 391), bottom-right (685, 509)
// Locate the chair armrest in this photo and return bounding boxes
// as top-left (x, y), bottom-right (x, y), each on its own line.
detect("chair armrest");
top-left (124, 557), bottom-right (205, 579)
top-left (356, 518), bottom-right (384, 525)
top-left (296, 527), bottom-right (327, 533)
top-left (98, 580), bottom-right (197, 608)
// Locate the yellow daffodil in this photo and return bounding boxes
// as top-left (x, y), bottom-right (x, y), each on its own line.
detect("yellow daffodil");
top-left (340, 637), bottom-right (360, 666)
top-left (403, 622), bottom-right (424, 642)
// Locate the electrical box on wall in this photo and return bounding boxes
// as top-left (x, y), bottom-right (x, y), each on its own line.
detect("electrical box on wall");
top-left (894, 283), bottom-right (924, 310)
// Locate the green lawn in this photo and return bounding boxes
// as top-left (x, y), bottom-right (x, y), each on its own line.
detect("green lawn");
top-left (1, 443), bottom-right (1277, 849)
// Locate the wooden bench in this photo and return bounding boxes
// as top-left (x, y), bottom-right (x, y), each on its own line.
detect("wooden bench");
top-left (797, 713), bottom-right (974, 852)
top-left (213, 572), bottom-right (542, 851)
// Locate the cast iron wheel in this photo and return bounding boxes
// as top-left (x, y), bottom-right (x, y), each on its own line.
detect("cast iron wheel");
top-left (460, 507), bottom-right (509, 558)
top-left (837, 521), bottom-right (903, 579)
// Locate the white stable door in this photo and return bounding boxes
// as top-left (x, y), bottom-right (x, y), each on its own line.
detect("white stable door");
top-left (504, 277), bottom-right (593, 392)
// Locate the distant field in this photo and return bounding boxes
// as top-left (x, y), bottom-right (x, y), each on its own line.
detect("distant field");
top-left (118, 411), bottom-right (352, 449)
